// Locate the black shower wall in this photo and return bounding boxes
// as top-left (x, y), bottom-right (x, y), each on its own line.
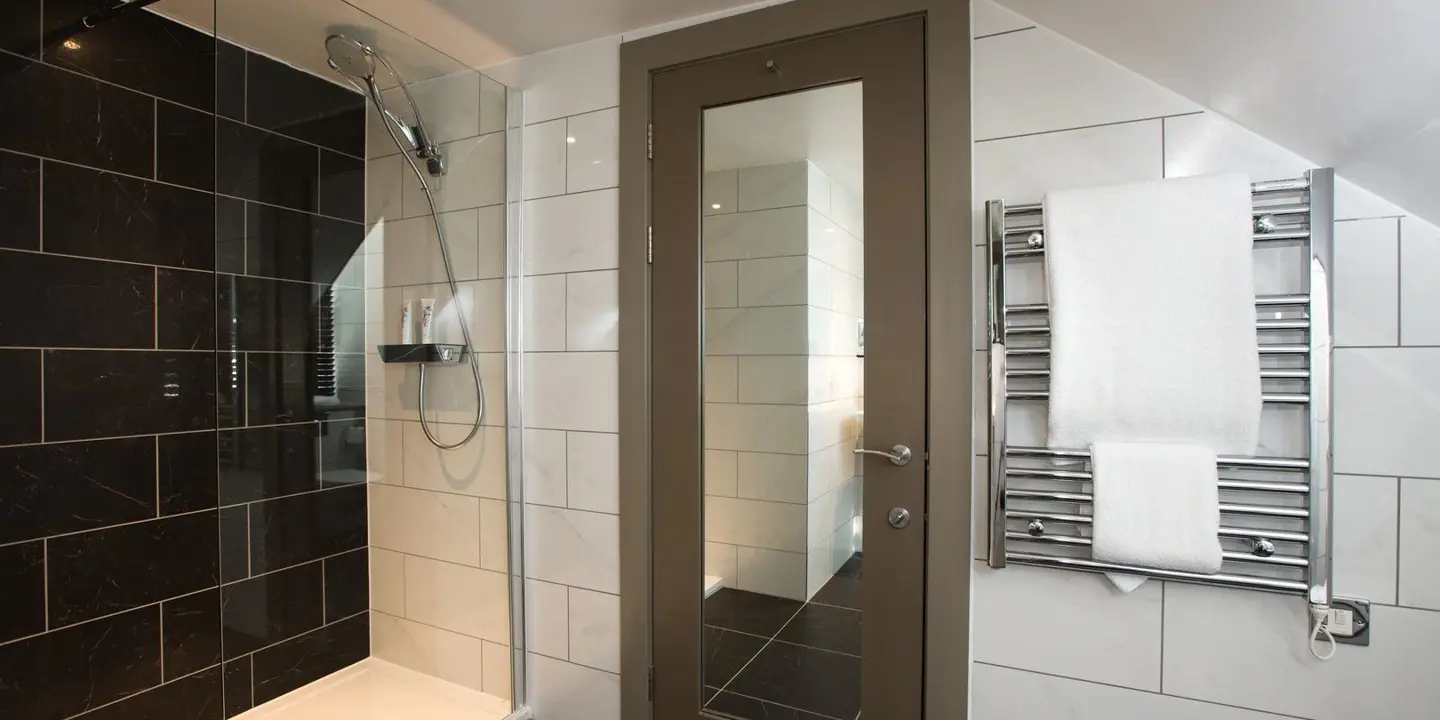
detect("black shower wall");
top-left (0, 2), bottom-right (370, 718)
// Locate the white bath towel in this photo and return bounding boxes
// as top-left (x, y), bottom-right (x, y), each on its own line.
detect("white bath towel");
top-left (1042, 172), bottom-right (1260, 588)
top-left (1091, 440), bottom-right (1223, 576)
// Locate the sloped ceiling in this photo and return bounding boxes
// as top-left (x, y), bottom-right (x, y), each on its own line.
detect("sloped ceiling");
top-left (998, 0), bottom-right (1440, 224)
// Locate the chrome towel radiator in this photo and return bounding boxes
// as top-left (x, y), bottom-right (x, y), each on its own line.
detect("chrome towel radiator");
top-left (985, 169), bottom-right (1334, 609)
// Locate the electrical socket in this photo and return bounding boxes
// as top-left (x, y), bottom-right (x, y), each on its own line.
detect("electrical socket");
top-left (1328, 607), bottom-right (1355, 636)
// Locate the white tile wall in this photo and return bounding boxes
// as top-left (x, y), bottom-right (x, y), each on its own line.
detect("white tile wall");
top-left (704, 169), bottom-right (739, 216)
top-left (704, 207), bottom-right (810, 261)
top-left (706, 496), bottom-right (807, 552)
top-left (370, 547), bottom-right (407, 616)
top-left (370, 483), bottom-right (482, 567)
top-left (523, 118), bottom-right (567, 199)
top-left (566, 431), bottom-right (619, 514)
top-left (705, 449), bottom-right (739, 498)
top-left (704, 355), bottom-right (739, 404)
top-left (526, 579), bottom-right (570, 660)
top-left (972, 0), bottom-right (1033, 38)
top-left (402, 555), bottom-right (509, 643)
top-left (972, 663), bottom-right (1293, 720)
top-left (1398, 478), bottom-right (1440, 609)
top-left (736, 451), bottom-right (808, 504)
top-left (1334, 348), bottom-right (1440, 478)
top-left (1332, 475), bottom-right (1399, 605)
top-left (735, 545), bottom-right (807, 599)
top-left (528, 652), bottom-right (621, 720)
top-left (1400, 217), bottom-right (1440, 345)
top-left (525, 505), bottom-right (620, 594)
top-left (738, 162), bottom-right (809, 211)
top-left (523, 428), bottom-right (568, 507)
top-left (704, 402), bottom-right (808, 455)
top-left (566, 108), bottom-right (619, 193)
top-left (1334, 218), bottom-right (1399, 347)
top-left (403, 133), bottom-right (506, 215)
top-left (372, 610), bottom-right (491, 692)
top-left (565, 270), bottom-right (619, 351)
top-left (521, 190), bottom-right (619, 275)
top-left (705, 542), bottom-right (739, 587)
top-left (523, 273), bottom-right (567, 352)
top-left (567, 588), bottom-right (620, 672)
top-left (524, 352), bottom-right (619, 432)
top-left (402, 421), bottom-right (507, 499)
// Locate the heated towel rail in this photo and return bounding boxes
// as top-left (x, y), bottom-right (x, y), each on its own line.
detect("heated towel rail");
top-left (985, 168), bottom-right (1334, 609)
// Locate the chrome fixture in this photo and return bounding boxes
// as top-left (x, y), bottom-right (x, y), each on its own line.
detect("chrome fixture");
top-left (853, 444), bottom-right (913, 466)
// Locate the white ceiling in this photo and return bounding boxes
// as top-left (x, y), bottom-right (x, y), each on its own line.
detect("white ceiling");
top-left (704, 83), bottom-right (864, 196)
top-left (998, 0), bottom-right (1440, 224)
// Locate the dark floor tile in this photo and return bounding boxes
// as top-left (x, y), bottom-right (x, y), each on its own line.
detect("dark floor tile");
top-left (249, 484), bottom-right (367, 574)
top-left (836, 553), bottom-right (862, 577)
top-left (219, 505), bottom-right (250, 584)
top-left (160, 431), bottom-right (219, 515)
top-left (246, 353), bottom-right (321, 424)
top-left (219, 423), bottom-right (320, 505)
top-left (217, 274), bottom-right (320, 352)
top-left (0, 250), bottom-right (153, 348)
top-left (217, 118), bottom-right (319, 214)
top-left (0, 605), bottom-right (161, 719)
top-left (0, 0), bottom-right (41, 57)
top-left (75, 664), bottom-right (224, 720)
top-left (0, 437), bottom-right (157, 544)
top-left (163, 588), bottom-right (223, 680)
top-left (48, 511), bottom-right (219, 626)
top-left (704, 588), bottom-right (805, 637)
top-left (704, 625), bottom-right (768, 689)
top-left (223, 657), bottom-right (253, 718)
top-left (726, 641), bottom-right (860, 720)
top-left (158, 100), bottom-right (217, 192)
top-left (45, 350), bottom-right (217, 441)
top-left (810, 573), bottom-right (861, 611)
top-left (0, 541), bottom-right (45, 644)
top-left (320, 419), bottom-right (368, 488)
top-left (0, 150), bottom-right (40, 250)
top-left (705, 686), bottom-right (721, 705)
top-left (158, 268), bottom-right (217, 350)
top-left (323, 548), bottom-right (368, 622)
top-left (244, 51), bottom-right (365, 158)
top-left (222, 560), bottom-right (324, 658)
top-left (706, 690), bottom-right (839, 720)
top-left (216, 41), bottom-right (246, 123)
top-left (774, 603), bottom-right (861, 656)
top-left (216, 196), bottom-right (246, 274)
top-left (246, 202), bottom-right (365, 285)
top-left (44, 161), bottom-right (215, 269)
top-left (318, 150), bottom-right (365, 222)
top-left (0, 53), bottom-right (153, 176)
top-left (0, 349), bottom-right (40, 444)
top-left (42, 0), bottom-right (215, 111)
top-left (251, 612), bottom-right (368, 705)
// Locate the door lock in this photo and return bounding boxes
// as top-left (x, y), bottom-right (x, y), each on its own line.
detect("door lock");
top-left (888, 508), bottom-right (911, 529)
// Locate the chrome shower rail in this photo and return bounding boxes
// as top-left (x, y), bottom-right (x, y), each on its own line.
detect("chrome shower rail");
top-left (984, 169), bottom-right (1335, 602)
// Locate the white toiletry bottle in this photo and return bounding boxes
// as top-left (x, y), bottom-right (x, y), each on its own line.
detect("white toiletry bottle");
top-left (419, 298), bottom-right (437, 343)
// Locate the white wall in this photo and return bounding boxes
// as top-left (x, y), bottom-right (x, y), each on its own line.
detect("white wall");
top-left (969, 3), bottom-right (1440, 719)
top-left (363, 67), bottom-right (515, 698)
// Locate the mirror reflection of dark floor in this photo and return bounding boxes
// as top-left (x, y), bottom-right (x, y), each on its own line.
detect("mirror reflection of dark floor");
top-left (702, 553), bottom-right (863, 720)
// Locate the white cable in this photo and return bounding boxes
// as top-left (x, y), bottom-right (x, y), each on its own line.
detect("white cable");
top-left (1308, 603), bottom-right (1336, 661)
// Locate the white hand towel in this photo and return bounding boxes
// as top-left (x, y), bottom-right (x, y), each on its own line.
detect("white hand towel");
top-left (1091, 441), bottom-right (1223, 576)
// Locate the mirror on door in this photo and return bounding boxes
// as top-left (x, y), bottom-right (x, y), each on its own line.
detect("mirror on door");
top-left (699, 81), bottom-right (866, 720)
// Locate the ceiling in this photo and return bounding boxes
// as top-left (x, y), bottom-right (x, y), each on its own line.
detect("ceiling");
top-left (998, 0), bottom-right (1440, 224)
top-left (704, 83), bottom-right (864, 196)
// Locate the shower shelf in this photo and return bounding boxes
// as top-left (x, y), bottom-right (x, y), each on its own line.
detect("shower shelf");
top-left (377, 344), bottom-right (468, 365)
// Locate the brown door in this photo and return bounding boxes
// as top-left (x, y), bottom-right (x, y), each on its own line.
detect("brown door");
top-left (649, 16), bottom-right (927, 720)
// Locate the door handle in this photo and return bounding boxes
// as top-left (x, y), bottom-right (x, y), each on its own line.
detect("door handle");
top-left (853, 444), bottom-right (912, 466)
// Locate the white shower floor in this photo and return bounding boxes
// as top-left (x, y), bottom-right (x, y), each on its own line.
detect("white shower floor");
top-left (236, 658), bottom-right (513, 720)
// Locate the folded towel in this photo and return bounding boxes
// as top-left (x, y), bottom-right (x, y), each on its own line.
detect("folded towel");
top-left (1043, 172), bottom-right (1262, 456)
top-left (1091, 441), bottom-right (1223, 576)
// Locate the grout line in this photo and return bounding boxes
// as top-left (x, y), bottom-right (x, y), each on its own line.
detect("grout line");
top-left (37, 159), bottom-right (43, 252)
top-left (0, 506), bottom-right (216, 551)
top-left (321, 556), bottom-right (328, 625)
top-left (153, 96), bottom-right (159, 181)
top-left (0, 246), bottom-right (215, 277)
top-left (154, 437), bottom-right (162, 518)
top-left (710, 602), bottom-right (809, 701)
top-left (707, 687), bottom-right (848, 720)
top-left (518, 186), bottom-right (618, 204)
top-left (153, 267), bottom-right (160, 348)
top-left (1395, 478), bottom-right (1403, 605)
top-left (973, 26), bottom-right (1038, 40)
top-left (975, 111), bottom-right (1203, 144)
top-left (159, 602), bottom-right (166, 681)
top-left (1159, 581), bottom-right (1165, 693)
top-left (60, 660), bottom-right (228, 720)
top-left (249, 653), bottom-right (255, 709)
top-left (1160, 117), bottom-right (1167, 178)
top-left (38, 351), bottom-right (44, 442)
top-left (42, 539), bottom-right (49, 631)
top-left (1396, 217), bottom-right (1403, 345)
top-left (245, 504), bottom-right (252, 578)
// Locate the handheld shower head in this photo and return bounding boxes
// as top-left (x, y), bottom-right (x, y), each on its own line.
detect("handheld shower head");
top-left (325, 34), bottom-right (375, 80)
top-left (325, 33), bottom-right (445, 177)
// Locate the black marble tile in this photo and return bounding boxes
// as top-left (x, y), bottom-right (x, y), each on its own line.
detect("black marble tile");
top-left (217, 118), bottom-right (319, 214)
top-left (704, 686), bottom-right (720, 705)
top-left (246, 202), bottom-right (366, 285)
top-left (217, 351), bottom-right (245, 429)
top-left (0, 150), bottom-right (40, 250)
top-left (0, 541), bottom-right (45, 644)
top-left (48, 510), bottom-right (219, 627)
top-left (223, 657), bottom-right (253, 718)
top-left (320, 419), bottom-right (368, 488)
top-left (245, 353), bottom-right (318, 424)
top-left (0, 437), bottom-right (156, 544)
top-left (158, 100), bottom-right (217, 192)
top-left (323, 548), bottom-right (368, 622)
top-left (44, 161), bottom-right (215, 269)
top-left (77, 664), bottom-right (224, 720)
top-left (704, 626), bottom-right (767, 689)
top-left (215, 196), bottom-right (247, 274)
top-left (159, 431), bottom-right (219, 515)
top-left (0, 605), bottom-right (161, 719)
top-left (705, 588), bottom-right (805, 638)
top-left (318, 150), bottom-right (365, 222)
top-left (42, 0), bottom-right (215, 110)
top-left (251, 612), bottom-right (368, 705)
top-left (0, 54), bottom-right (153, 176)
top-left (774, 604), bottom-right (861, 657)
top-left (163, 588), bottom-right (223, 681)
top-left (219, 505), bottom-right (250, 584)
top-left (0, 349), bottom-right (40, 444)
top-left (0, 249), bottom-right (153, 348)
top-left (249, 483), bottom-right (367, 574)
top-left (158, 268), bottom-right (217, 350)
top-left (810, 573), bottom-right (861, 611)
top-left (245, 51), bottom-right (365, 158)
top-left (219, 423), bottom-right (320, 505)
top-left (0, 0), bottom-right (42, 57)
top-left (216, 41), bottom-right (246, 123)
top-left (725, 641), bottom-right (861, 720)
top-left (705, 690), bottom-right (837, 720)
top-left (222, 560), bottom-right (324, 658)
top-left (45, 349), bottom-right (217, 441)
top-left (217, 274), bottom-right (320, 352)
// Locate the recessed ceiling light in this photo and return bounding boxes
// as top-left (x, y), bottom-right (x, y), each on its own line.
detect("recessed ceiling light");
top-left (711, 203), bottom-right (722, 209)
top-left (566, 137), bottom-right (577, 144)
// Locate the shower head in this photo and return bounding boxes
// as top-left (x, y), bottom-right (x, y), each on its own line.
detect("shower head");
top-left (325, 34), bottom-right (375, 80)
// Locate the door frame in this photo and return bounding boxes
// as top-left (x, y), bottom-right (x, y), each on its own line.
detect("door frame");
top-left (617, 1), bottom-right (972, 717)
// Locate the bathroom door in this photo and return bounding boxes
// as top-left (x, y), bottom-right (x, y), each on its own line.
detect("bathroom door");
top-left (649, 17), bottom-right (928, 719)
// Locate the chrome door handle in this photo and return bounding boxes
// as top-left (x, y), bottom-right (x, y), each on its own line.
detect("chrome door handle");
top-left (853, 444), bottom-right (912, 466)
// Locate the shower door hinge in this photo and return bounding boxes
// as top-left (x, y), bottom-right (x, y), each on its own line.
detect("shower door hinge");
top-left (647, 123), bottom-right (653, 159)
top-left (648, 226), bottom-right (653, 263)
